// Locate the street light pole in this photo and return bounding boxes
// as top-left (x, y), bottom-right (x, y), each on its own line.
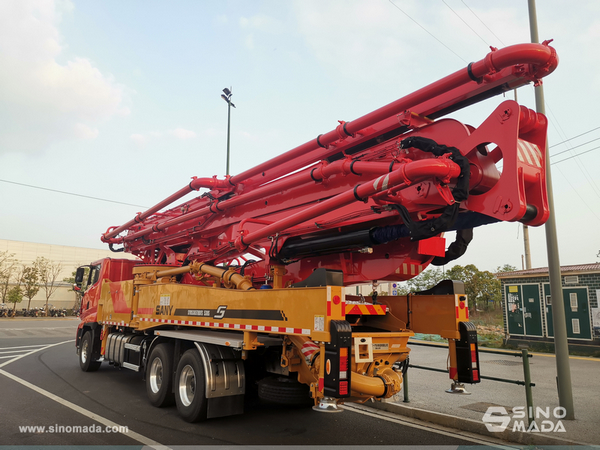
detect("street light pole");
top-left (527, 0), bottom-right (574, 419)
top-left (221, 88), bottom-right (236, 176)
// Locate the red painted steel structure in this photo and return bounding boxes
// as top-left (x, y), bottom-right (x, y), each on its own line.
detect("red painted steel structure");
top-left (102, 42), bottom-right (558, 287)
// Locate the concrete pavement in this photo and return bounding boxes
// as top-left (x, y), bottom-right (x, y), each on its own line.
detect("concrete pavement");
top-left (371, 339), bottom-right (600, 446)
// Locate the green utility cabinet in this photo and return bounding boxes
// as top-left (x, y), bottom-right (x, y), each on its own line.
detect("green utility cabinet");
top-left (543, 284), bottom-right (592, 340)
top-left (505, 284), bottom-right (543, 337)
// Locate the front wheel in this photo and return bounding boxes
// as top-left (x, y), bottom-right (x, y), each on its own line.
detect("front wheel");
top-left (79, 331), bottom-right (101, 372)
top-left (146, 343), bottom-right (175, 407)
top-left (175, 349), bottom-right (207, 422)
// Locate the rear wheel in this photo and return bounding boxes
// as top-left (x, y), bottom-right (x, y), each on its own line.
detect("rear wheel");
top-left (146, 343), bottom-right (175, 407)
top-left (175, 349), bottom-right (208, 422)
top-left (257, 376), bottom-right (312, 406)
top-left (79, 331), bottom-right (101, 372)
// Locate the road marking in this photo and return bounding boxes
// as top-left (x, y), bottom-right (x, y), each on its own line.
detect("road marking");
top-left (0, 368), bottom-right (168, 448)
top-left (0, 349), bottom-right (49, 354)
top-left (0, 344), bottom-right (52, 350)
top-left (0, 340), bottom-right (73, 369)
top-left (0, 327), bottom-right (75, 331)
top-left (0, 340), bottom-right (169, 449)
top-left (344, 403), bottom-right (517, 449)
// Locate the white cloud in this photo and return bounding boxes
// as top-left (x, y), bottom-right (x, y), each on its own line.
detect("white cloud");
top-left (239, 14), bottom-right (282, 33)
top-left (130, 133), bottom-right (147, 148)
top-left (169, 128), bottom-right (197, 140)
top-left (73, 123), bottom-right (99, 140)
top-left (239, 13), bottom-right (283, 50)
top-left (130, 127), bottom-right (197, 146)
top-left (290, 0), bottom-right (526, 86)
top-left (214, 14), bottom-right (228, 26)
top-left (0, 0), bottom-right (128, 153)
top-left (291, 0), bottom-right (414, 84)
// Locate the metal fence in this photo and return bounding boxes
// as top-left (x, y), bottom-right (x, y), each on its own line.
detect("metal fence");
top-left (403, 340), bottom-right (535, 424)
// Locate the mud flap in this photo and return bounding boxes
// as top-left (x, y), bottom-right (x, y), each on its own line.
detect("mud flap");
top-left (455, 321), bottom-right (480, 383)
top-left (323, 320), bottom-right (352, 398)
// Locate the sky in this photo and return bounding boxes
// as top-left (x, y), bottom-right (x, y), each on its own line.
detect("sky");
top-left (1, 0), bottom-right (599, 274)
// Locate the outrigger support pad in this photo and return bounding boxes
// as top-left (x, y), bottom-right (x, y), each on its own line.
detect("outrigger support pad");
top-left (445, 382), bottom-right (471, 395)
top-left (312, 396), bottom-right (343, 413)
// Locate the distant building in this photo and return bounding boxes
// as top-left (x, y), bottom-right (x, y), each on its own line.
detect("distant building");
top-left (497, 263), bottom-right (600, 349)
top-left (0, 239), bottom-right (138, 310)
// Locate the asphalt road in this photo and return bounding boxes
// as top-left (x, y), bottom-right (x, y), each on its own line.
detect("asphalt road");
top-left (0, 318), bottom-right (508, 447)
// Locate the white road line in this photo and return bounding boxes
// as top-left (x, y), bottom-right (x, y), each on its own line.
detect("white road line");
top-left (0, 344), bottom-right (51, 350)
top-left (0, 349), bottom-right (47, 354)
top-left (0, 368), bottom-right (168, 449)
top-left (0, 327), bottom-right (74, 331)
top-left (0, 340), bottom-right (169, 449)
top-left (344, 403), bottom-right (518, 449)
top-left (0, 340), bottom-right (73, 369)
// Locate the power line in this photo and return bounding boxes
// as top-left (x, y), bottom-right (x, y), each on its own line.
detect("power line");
top-left (546, 102), bottom-right (600, 199)
top-left (0, 179), bottom-right (148, 209)
top-left (442, 0), bottom-right (489, 48)
top-left (551, 136), bottom-right (600, 158)
top-left (388, 0), bottom-right (468, 63)
top-left (551, 144), bottom-right (600, 165)
top-left (549, 125), bottom-right (600, 148)
top-left (554, 166), bottom-right (600, 223)
top-left (461, 0), bottom-right (506, 46)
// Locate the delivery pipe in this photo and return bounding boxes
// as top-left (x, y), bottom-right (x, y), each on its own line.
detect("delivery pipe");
top-left (102, 177), bottom-right (231, 241)
top-left (229, 43), bottom-right (557, 188)
top-left (351, 367), bottom-right (402, 398)
top-left (115, 159), bottom-right (392, 243)
top-left (235, 158), bottom-right (461, 251)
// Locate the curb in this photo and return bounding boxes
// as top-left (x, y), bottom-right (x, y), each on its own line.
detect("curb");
top-left (369, 400), bottom-right (590, 446)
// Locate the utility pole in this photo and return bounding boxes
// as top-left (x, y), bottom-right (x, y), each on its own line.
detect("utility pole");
top-left (528, 0), bottom-right (574, 419)
top-left (515, 88), bottom-right (532, 270)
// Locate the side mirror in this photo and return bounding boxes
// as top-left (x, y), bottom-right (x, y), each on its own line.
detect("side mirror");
top-left (75, 267), bottom-right (86, 285)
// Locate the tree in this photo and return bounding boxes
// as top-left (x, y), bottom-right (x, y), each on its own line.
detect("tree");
top-left (63, 267), bottom-right (88, 311)
top-left (396, 267), bottom-right (446, 295)
top-left (6, 286), bottom-right (23, 313)
top-left (35, 257), bottom-right (63, 316)
top-left (21, 264), bottom-right (40, 311)
top-left (446, 264), bottom-right (501, 313)
top-left (0, 251), bottom-right (18, 303)
top-left (496, 264), bottom-right (518, 273)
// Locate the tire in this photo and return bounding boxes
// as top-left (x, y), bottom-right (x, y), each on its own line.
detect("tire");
top-left (146, 343), bottom-right (175, 407)
top-left (79, 331), bottom-right (101, 372)
top-left (174, 349), bottom-right (207, 422)
top-left (257, 376), bottom-right (312, 406)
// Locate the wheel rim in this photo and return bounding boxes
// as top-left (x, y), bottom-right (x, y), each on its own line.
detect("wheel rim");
top-left (149, 357), bottom-right (163, 394)
top-left (178, 364), bottom-right (196, 407)
top-left (81, 339), bottom-right (88, 364)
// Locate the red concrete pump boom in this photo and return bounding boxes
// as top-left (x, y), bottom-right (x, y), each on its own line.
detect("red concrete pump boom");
top-left (102, 42), bottom-right (558, 287)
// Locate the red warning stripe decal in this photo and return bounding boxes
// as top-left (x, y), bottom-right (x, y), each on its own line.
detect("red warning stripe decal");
top-left (345, 304), bottom-right (387, 315)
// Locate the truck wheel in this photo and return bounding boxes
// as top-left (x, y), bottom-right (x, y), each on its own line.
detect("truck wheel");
top-left (146, 343), bottom-right (175, 407)
top-left (257, 376), bottom-right (312, 406)
top-left (79, 331), bottom-right (101, 372)
top-left (175, 349), bottom-right (207, 422)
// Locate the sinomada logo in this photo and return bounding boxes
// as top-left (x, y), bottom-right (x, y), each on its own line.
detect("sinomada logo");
top-left (482, 407), bottom-right (511, 432)
top-left (482, 406), bottom-right (567, 433)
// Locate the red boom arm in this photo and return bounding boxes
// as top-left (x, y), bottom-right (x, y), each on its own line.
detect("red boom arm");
top-left (102, 42), bottom-right (558, 287)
